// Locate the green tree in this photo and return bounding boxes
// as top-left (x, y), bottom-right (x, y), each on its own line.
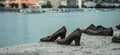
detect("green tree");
top-left (0, 3), bottom-right (5, 8)
top-left (46, 1), bottom-right (52, 8)
top-left (22, 3), bottom-right (28, 8)
top-left (68, 5), bottom-right (79, 8)
top-left (82, 3), bottom-right (87, 8)
top-left (41, 1), bottom-right (52, 8)
top-left (10, 3), bottom-right (18, 8)
top-left (113, 0), bottom-right (119, 2)
top-left (95, 4), bottom-right (102, 8)
top-left (89, 0), bottom-right (93, 1)
top-left (58, 5), bottom-right (67, 8)
top-left (102, 0), bottom-right (107, 2)
top-left (41, 4), bottom-right (47, 8)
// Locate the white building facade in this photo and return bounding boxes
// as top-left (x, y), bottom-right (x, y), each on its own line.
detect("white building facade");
top-left (78, 0), bottom-right (82, 8)
top-left (60, 0), bottom-right (67, 6)
top-left (36, 0), bottom-right (83, 8)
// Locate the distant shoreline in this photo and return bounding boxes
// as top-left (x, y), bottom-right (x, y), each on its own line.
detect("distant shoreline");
top-left (0, 8), bottom-right (120, 12)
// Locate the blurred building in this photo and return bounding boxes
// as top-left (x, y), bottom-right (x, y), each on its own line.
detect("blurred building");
top-left (48, 0), bottom-right (60, 8)
top-left (38, 0), bottom-right (46, 5)
top-left (32, 0), bottom-right (46, 9)
top-left (78, 0), bottom-right (82, 8)
top-left (5, 0), bottom-right (38, 9)
top-left (0, 0), bottom-right (6, 4)
top-left (0, 0), bottom-right (6, 2)
top-left (60, 0), bottom-right (67, 6)
top-left (67, 0), bottom-right (78, 6)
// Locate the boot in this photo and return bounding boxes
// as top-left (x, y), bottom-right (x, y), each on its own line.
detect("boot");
top-left (56, 28), bottom-right (82, 46)
top-left (40, 26), bottom-right (66, 42)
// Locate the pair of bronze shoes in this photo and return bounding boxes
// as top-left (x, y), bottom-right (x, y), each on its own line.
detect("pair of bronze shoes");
top-left (40, 26), bottom-right (82, 46)
top-left (81, 24), bottom-right (113, 36)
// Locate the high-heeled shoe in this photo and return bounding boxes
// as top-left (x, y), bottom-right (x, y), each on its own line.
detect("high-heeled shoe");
top-left (56, 28), bottom-right (81, 46)
top-left (40, 26), bottom-right (66, 42)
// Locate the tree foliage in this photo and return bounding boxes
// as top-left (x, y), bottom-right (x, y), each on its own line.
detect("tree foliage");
top-left (10, 3), bottom-right (18, 8)
top-left (41, 1), bottom-right (52, 8)
top-left (58, 5), bottom-right (79, 8)
top-left (0, 3), bottom-right (5, 8)
top-left (95, 4), bottom-right (120, 8)
top-left (22, 3), bottom-right (28, 8)
top-left (58, 5), bottom-right (67, 8)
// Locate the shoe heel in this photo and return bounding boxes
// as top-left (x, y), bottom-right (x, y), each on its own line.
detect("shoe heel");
top-left (60, 33), bottom-right (66, 39)
top-left (74, 37), bottom-right (80, 46)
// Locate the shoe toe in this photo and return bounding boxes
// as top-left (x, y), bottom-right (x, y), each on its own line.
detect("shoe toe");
top-left (40, 38), bottom-right (46, 41)
top-left (40, 36), bottom-right (50, 41)
top-left (56, 39), bottom-right (64, 44)
top-left (55, 39), bottom-right (61, 42)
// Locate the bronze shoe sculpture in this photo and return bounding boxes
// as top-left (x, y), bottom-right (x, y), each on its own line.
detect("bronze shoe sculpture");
top-left (96, 26), bottom-right (113, 36)
top-left (116, 24), bottom-right (120, 29)
top-left (96, 25), bottom-right (106, 30)
top-left (86, 27), bottom-right (113, 36)
top-left (102, 27), bottom-right (113, 36)
top-left (81, 24), bottom-right (96, 33)
top-left (40, 26), bottom-right (66, 42)
top-left (86, 24), bottom-right (97, 30)
top-left (112, 34), bottom-right (120, 43)
top-left (56, 28), bottom-right (81, 46)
